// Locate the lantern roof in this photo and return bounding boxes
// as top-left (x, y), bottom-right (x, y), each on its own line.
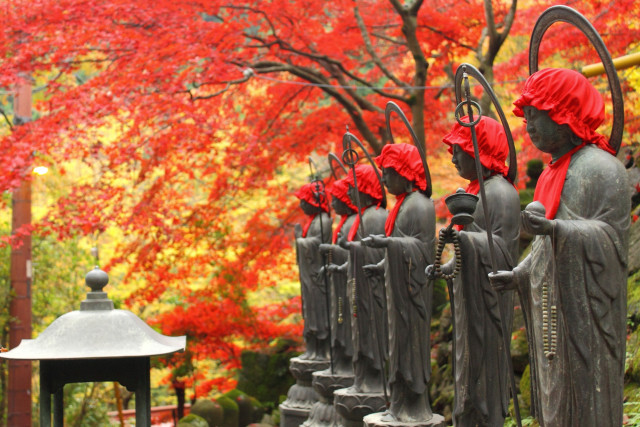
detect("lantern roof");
top-left (1, 267), bottom-right (186, 360)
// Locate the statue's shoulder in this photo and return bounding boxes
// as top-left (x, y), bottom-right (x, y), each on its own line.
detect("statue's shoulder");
top-left (486, 175), bottom-right (519, 199)
top-left (404, 191), bottom-right (434, 212)
top-left (320, 212), bottom-right (332, 225)
top-left (366, 205), bottom-right (388, 220)
top-left (572, 145), bottom-right (627, 181)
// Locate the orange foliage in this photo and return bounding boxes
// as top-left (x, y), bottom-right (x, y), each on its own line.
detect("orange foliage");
top-left (1, 0), bottom-right (638, 392)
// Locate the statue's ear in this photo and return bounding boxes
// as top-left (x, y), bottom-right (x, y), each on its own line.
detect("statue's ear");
top-left (570, 131), bottom-right (583, 147)
top-left (561, 124), bottom-right (582, 147)
top-left (482, 164), bottom-right (493, 179)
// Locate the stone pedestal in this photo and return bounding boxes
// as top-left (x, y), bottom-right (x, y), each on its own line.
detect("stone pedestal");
top-left (333, 388), bottom-right (386, 427)
top-left (362, 412), bottom-right (446, 427)
top-left (280, 357), bottom-right (330, 427)
top-left (302, 368), bottom-right (354, 427)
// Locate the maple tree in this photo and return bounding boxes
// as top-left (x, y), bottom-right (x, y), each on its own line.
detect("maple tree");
top-left (1, 0), bottom-right (639, 402)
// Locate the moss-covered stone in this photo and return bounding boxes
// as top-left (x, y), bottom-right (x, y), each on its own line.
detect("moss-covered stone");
top-left (248, 396), bottom-right (265, 424)
top-left (235, 339), bottom-right (297, 411)
top-left (519, 364), bottom-right (532, 413)
top-left (216, 395), bottom-right (239, 427)
top-left (178, 414), bottom-right (210, 427)
top-left (190, 399), bottom-right (224, 427)
top-left (519, 188), bottom-right (535, 211)
top-left (626, 329), bottom-right (640, 384)
top-left (272, 409), bottom-right (281, 426)
top-left (223, 389), bottom-right (265, 426)
top-left (628, 270), bottom-right (640, 330)
top-left (624, 382), bottom-right (640, 424)
top-left (510, 306), bottom-right (529, 374)
top-left (628, 215), bottom-right (640, 274)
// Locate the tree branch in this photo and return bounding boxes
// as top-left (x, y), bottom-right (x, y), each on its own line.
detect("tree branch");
top-left (186, 73), bottom-right (252, 101)
top-left (0, 107), bottom-right (14, 131)
top-left (354, 1), bottom-right (408, 89)
top-left (371, 32), bottom-right (407, 46)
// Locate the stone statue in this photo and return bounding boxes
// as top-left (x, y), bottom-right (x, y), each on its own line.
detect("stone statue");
top-left (281, 182), bottom-right (333, 427)
top-left (304, 178), bottom-right (357, 427)
top-left (319, 178), bottom-right (358, 373)
top-left (294, 182), bottom-right (333, 361)
top-left (490, 68), bottom-right (630, 426)
top-left (333, 163), bottom-right (389, 427)
top-left (435, 116), bottom-right (520, 426)
top-left (363, 143), bottom-right (438, 423)
top-left (342, 164), bottom-right (388, 392)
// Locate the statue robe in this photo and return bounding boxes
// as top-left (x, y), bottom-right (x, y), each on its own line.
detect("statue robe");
top-left (451, 175), bottom-right (520, 426)
top-left (385, 191), bottom-right (435, 417)
top-left (516, 146), bottom-right (629, 427)
top-left (348, 205), bottom-right (388, 391)
top-left (331, 214), bottom-right (357, 372)
top-left (296, 212), bottom-right (333, 346)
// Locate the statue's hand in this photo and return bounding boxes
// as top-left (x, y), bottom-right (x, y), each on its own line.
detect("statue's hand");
top-left (363, 263), bottom-right (384, 278)
top-left (339, 240), bottom-right (353, 250)
top-left (318, 243), bottom-right (333, 253)
top-left (326, 263), bottom-right (341, 274)
top-left (362, 234), bottom-right (389, 248)
top-left (425, 264), bottom-right (437, 280)
top-left (488, 270), bottom-right (516, 292)
top-left (521, 202), bottom-right (554, 235)
top-left (294, 223), bottom-right (303, 239)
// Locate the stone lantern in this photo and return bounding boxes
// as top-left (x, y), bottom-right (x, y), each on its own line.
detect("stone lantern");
top-left (0, 267), bottom-right (187, 427)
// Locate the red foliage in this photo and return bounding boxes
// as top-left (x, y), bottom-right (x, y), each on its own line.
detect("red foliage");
top-left (1, 0), bottom-right (638, 392)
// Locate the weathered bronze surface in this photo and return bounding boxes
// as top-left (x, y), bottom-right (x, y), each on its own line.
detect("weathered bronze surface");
top-left (362, 104), bottom-right (440, 424)
top-left (489, 7), bottom-right (630, 426)
top-left (444, 63), bottom-right (522, 426)
top-left (296, 199), bottom-right (332, 361)
top-left (363, 168), bottom-right (436, 423)
top-left (333, 131), bottom-right (389, 427)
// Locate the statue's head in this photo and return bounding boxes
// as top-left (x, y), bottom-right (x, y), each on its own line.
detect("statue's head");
top-left (380, 167), bottom-right (411, 196)
top-left (329, 178), bottom-right (357, 215)
top-left (344, 164), bottom-right (383, 208)
top-left (374, 143), bottom-right (427, 195)
top-left (294, 182), bottom-right (329, 215)
top-left (513, 68), bottom-right (611, 159)
top-left (299, 199), bottom-right (322, 215)
top-left (522, 106), bottom-right (581, 159)
top-left (442, 115), bottom-right (509, 181)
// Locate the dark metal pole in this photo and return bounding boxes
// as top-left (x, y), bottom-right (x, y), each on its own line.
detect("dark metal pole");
top-left (342, 131), bottom-right (389, 407)
top-left (309, 158), bottom-right (334, 373)
top-left (458, 67), bottom-right (522, 427)
top-left (9, 81), bottom-right (33, 427)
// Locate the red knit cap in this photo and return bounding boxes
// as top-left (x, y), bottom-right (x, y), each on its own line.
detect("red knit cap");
top-left (329, 178), bottom-right (358, 211)
top-left (344, 164), bottom-right (383, 201)
top-left (294, 182), bottom-right (330, 212)
top-left (442, 115), bottom-right (510, 179)
top-left (374, 143), bottom-right (427, 191)
top-left (513, 68), bottom-right (612, 153)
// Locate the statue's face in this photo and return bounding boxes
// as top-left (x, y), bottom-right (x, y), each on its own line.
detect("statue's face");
top-left (524, 106), bottom-right (576, 160)
top-left (382, 167), bottom-right (411, 196)
top-left (451, 144), bottom-right (476, 181)
top-left (332, 197), bottom-right (353, 215)
top-left (299, 199), bottom-right (321, 215)
top-left (347, 184), bottom-right (374, 208)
